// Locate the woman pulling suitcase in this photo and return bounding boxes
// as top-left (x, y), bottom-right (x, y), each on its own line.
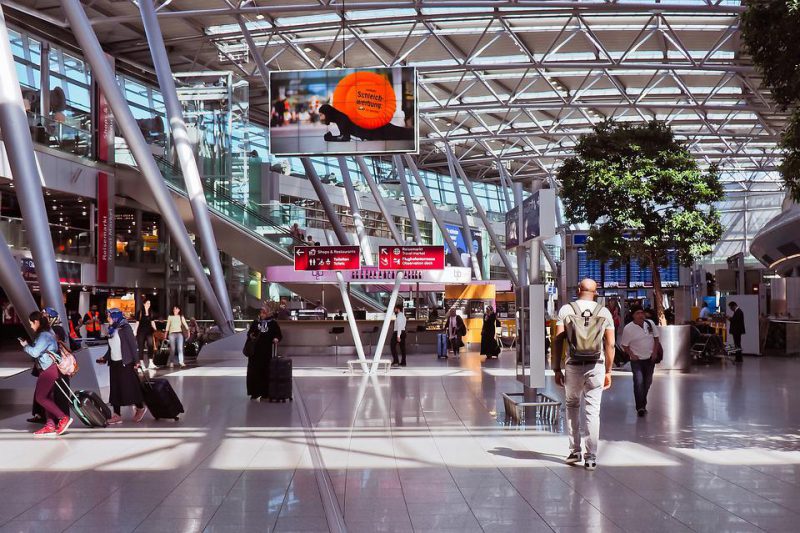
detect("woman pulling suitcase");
top-left (96, 309), bottom-right (147, 424)
top-left (245, 305), bottom-right (282, 400)
top-left (20, 311), bottom-right (73, 438)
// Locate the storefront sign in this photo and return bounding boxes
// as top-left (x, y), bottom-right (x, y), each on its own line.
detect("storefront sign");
top-left (96, 171), bottom-right (114, 283)
top-left (293, 246), bottom-right (361, 271)
top-left (378, 245), bottom-right (445, 270)
top-left (267, 265), bottom-right (471, 284)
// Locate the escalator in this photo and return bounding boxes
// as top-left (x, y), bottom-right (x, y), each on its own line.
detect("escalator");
top-left (116, 157), bottom-right (386, 311)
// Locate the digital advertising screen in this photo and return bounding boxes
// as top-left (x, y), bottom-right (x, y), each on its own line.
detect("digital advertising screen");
top-left (444, 224), bottom-right (484, 278)
top-left (269, 67), bottom-right (418, 156)
top-left (505, 206), bottom-right (520, 250)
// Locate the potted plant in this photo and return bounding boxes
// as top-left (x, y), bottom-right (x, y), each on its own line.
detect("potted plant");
top-left (557, 121), bottom-right (724, 369)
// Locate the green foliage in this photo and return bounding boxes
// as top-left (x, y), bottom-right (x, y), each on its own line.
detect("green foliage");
top-left (741, 1), bottom-right (800, 110)
top-left (557, 120), bottom-right (724, 271)
top-left (779, 110), bottom-right (800, 201)
top-left (741, 1), bottom-right (800, 200)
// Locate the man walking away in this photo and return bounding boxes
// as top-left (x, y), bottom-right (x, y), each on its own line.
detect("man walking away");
top-left (553, 278), bottom-right (615, 471)
top-left (727, 301), bottom-right (745, 364)
top-left (390, 304), bottom-right (407, 368)
top-left (621, 305), bottom-right (661, 417)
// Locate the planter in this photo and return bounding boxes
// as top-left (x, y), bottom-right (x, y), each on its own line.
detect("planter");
top-left (658, 324), bottom-right (692, 372)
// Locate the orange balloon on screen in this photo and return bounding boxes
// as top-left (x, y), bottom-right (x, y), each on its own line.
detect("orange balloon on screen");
top-left (333, 72), bottom-right (396, 129)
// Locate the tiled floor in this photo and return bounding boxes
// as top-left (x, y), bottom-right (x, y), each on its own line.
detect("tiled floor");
top-left (1, 337), bottom-right (799, 533)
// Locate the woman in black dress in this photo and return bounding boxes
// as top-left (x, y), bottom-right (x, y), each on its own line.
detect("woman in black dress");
top-left (480, 305), bottom-right (501, 359)
top-left (246, 306), bottom-right (283, 400)
top-left (99, 309), bottom-right (146, 424)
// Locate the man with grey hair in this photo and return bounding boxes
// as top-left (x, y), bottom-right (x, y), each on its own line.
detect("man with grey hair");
top-left (552, 278), bottom-right (615, 471)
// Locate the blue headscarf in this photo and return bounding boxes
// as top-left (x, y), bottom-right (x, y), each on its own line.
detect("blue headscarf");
top-left (107, 308), bottom-right (128, 337)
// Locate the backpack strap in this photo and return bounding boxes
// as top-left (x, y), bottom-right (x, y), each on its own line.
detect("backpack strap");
top-left (569, 301), bottom-right (581, 316)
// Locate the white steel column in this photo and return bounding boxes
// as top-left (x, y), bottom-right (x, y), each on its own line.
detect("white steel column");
top-left (513, 183), bottom-right (529, 284)
top-left (402, 155), bottom-right (464, 267)
top-left (0, 233), bottom-right (38, 337)
top-left (394, 154), bottom-right (420, 243)
top-left (59, 0), bottom-right (231, 334)
top-left (301, 158), bottom-right (352, 245)
top-left (445, 146), bottom-right (481, 280)
top-left (371, 272), bottom-right (404, 374)
top-left (497, 163), bottom-right (513, 211)
top-left (336, 271), bottom-right (368, 373)
top-left (452, 156), bottom-right (520, 288)
top-left (0, 6), bottom-right (67, 322)
top-left (339, 156), bottom-right (373, 265)
top-left (139, 0), bottom-right (234, 327)
top-left (355, 156), bottom-right (403, 244)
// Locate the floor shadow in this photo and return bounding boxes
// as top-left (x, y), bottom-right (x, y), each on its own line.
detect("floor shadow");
top-left (487, 446), bottom-right (564, 464)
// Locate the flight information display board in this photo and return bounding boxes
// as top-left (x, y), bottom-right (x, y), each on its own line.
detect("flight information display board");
top-left (577, 249), bottom-right (601, 283)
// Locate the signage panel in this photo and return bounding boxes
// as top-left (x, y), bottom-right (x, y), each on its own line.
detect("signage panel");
top-left (378, 246), bottom-right (445, 270)
top-left (96, 171), bottom-right (114, 283)
top-left (293, 246), bottom-right (361, 271)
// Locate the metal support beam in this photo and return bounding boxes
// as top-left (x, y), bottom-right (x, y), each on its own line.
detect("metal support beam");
top-left (403, 155), bottom-right (464, 267)
top-left (0, 6), bottom-right (66, 323)
top-left (336, 271), bottom-right (369, 373)
top-left (0, 233), bottom-right (38, 337)
top-left (497, 163), bottom-right (513, 211)
top-left (371, 272), bottom-right (403, 374)
top-left (59, 0), bottom-right (232, 334)
top-left (339, 157), bottom-right (373, 266)
top-left (236, 15), bottom-right (270, 88)
top-left (445, 145), bottom-right (482, 280)
top-left (394, 155), bottom-right (420, 243)
top-left (139, 0), bottom-right (234, 327)
top-left (451, 156), bottom-right (520, 288)
top-left (513, 183), bottom-right (529, 284)
top-left (301, 158), bottom-right (351, 246)
top-left (355, 156), bottom-right (403, 244)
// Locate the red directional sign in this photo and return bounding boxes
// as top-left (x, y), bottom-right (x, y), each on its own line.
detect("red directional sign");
top-left (294, 246), bottom-right (361, 271)
top-left (378, 245), bottom-right (445, 270)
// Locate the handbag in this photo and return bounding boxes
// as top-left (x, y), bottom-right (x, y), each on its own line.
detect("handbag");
top-left (49, 340), bottom-right (79, 377)
top-left (243, 336), bottom-right (256, 358)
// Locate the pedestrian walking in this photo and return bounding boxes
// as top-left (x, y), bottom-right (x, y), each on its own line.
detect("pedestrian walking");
top-left (552, 278), bottom-right (615, 471)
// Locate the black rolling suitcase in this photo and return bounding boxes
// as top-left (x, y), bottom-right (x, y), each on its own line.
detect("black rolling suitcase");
top-left (139, 370), bottom-right (184, 420)
top-left (267, 347), bottom-right (292, 403)
top-left (55, 379), bottom-right (111, 428)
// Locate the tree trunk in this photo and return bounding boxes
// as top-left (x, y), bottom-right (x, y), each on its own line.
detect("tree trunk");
top-left (650, 258), bottom-right (667, 326)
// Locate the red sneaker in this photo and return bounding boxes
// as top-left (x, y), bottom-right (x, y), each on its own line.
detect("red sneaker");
top-left (33, 425), bottom-right (57, 438)
top-left (55, 416), bottom-right (73, 436)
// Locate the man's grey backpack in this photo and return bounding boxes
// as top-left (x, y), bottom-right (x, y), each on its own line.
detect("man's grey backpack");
top-left (563, 301), bottom-right (606, 362)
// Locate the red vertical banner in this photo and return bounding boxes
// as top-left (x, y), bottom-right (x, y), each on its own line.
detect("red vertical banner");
top-left (96, 172), bottom-right (114, 283)
top-left (94, 54), bottom-right (115, 283)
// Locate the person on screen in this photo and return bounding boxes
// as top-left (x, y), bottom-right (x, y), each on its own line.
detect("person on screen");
top-left (319, 104), bottom-right (414, 143)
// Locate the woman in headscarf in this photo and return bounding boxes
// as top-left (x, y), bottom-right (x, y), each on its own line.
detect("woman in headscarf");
top-left (28, 308), bottom-right (71, 425)
top-left (246, 305), bottom-right (282, 400)
top-left (98, 309), bottom-right (146, 424)
top-left (480, 305), bottom-right (501, 359)
top-left (20, 311), bottom-right (73, 437)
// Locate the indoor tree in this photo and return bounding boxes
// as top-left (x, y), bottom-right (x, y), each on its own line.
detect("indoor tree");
top-left (741, 0), bottom-right (800, 200)
top-left (557, 120), bottom-right (724, 325)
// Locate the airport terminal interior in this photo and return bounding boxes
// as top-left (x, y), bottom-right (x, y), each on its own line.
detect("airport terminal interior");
top-left (0, 1), bottom-right (799, 532)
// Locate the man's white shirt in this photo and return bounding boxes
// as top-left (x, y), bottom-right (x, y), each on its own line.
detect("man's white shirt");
top-left (394, 312), bottom-right (407, 336)
top-left (621, 320), bottom-right (659, 359)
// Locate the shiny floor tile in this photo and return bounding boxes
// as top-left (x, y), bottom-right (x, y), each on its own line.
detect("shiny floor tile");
top-left (1, 335), bottom-right (799, 532)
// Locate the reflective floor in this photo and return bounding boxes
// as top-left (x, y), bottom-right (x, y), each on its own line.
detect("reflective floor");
top-left (0, 338), bottom-right (799, 533)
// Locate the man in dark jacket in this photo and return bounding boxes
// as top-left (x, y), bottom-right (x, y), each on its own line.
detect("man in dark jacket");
top-left (727, 301), bottom-right (745, 363)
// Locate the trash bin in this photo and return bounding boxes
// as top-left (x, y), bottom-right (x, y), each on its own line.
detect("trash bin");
top-left (658, 324), bottom-right (692, 372)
